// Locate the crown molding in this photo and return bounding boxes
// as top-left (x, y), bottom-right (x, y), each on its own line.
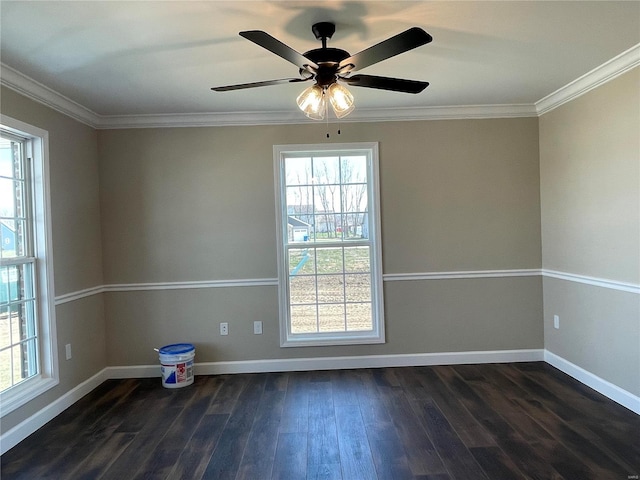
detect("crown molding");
top-left (3, 43), bottom-right (637, 128)
top-left (97, 110), bottom-right (309, 129)
top-left (0, 63), bottom-right (100, 128)
top-left (536, 43), bottom-right (640, 116)
top-left (97, 103), bottom-right (537, 129)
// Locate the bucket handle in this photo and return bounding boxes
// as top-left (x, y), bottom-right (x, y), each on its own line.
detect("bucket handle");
top-left (153, 348), bottom-right (159, 352)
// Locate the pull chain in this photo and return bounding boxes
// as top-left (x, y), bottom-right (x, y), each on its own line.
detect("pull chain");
top-left (325, 97), bottom-right (330, 138)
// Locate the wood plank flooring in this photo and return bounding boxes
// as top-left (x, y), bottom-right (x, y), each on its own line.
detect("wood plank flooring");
top-left (2, 362), bottom-right (638, 479)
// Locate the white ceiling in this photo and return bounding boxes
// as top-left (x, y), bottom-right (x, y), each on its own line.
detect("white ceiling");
top-left (1, 1), bottom-right (639, 123)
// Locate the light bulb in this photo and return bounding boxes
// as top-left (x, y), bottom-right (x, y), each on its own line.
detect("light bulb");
top-left (296, 85), bottom-right (325, 120)
top-left (327, 83), bottom-right (355, 118)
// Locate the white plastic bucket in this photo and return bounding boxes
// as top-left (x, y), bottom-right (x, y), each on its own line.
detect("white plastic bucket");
top-left (158, 343), bottom-right (195, 389)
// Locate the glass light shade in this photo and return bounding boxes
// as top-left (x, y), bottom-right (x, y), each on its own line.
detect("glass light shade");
top-left (327, 83), bottom-right (355, 118)
top-left (296, 85), bottom-right (326, 120)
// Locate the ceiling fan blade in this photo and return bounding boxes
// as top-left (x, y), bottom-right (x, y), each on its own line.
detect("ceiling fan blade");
top-left (212, 77), bottom-right (311, 92)
top-left (240, 30), bottom-right (318, 70)
top-left (341, 74), bottom-right (429, 94)
top-left (339, 27), bottom-right (432, 72)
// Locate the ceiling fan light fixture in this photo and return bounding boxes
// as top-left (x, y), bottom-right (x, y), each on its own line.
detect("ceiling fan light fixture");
top-left (327, 82), bottom-right (355, 119)
top-left (296, 84), bottom-right (326, 120)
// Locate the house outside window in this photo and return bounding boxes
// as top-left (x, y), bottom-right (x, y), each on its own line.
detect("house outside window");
top-left (1, 116), bottom-right (57, 415)
top-left (274, 142), bottom-right (385, 347)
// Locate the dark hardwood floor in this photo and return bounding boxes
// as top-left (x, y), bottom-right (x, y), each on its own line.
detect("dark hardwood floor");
top-left (2, 362), bottom-right (638, 479)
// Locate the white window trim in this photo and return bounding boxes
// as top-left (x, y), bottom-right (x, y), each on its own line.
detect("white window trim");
top-left (274, 142), bottom-right (385, 347)
top-left (1, 115), bottom-right (58, 416)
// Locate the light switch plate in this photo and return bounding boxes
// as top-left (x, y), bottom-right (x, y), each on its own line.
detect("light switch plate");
top-left (254, 321), bottom-right (263, 335)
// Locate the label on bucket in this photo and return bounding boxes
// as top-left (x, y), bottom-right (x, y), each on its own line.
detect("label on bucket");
top-left (161, 359), bottom-right (194, 385)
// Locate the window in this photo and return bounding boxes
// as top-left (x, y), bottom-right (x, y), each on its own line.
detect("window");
top-left (274, 143), bottom-right (384, 347)
top-left (1, 116), bottom-right (57, 415)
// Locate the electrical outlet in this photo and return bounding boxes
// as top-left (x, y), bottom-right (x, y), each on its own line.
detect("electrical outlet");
top-left (553, 315), bottom-right (560, 329)
top-left (220, 322), bottom-right (229, 336)
top-left (254, 321), bottom-right (263, 335)
top-left (65, 343), bottom-right (72, 360)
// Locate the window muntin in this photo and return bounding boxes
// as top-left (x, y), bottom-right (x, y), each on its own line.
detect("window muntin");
top-left (275, 143), bottom-right (384, 347)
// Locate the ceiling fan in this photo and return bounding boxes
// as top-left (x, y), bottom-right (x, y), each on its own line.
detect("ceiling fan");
top-left (212, 22), bottom-right (432, 120)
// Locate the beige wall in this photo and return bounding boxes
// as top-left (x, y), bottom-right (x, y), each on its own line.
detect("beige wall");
top-left (98, 119), bottom-right (541, 284)
top-left (98, 118), bottom-right (543, 366)
top-left (539, 68), bottom-right (640, 396)
top-left (0, 87), bottom-right (107, 433)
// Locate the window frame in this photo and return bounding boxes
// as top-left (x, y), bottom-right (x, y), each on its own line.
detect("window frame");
top-left (1, 115), bottom-right (58, 416)
top-left (274, 142), bottom-right (385, 347)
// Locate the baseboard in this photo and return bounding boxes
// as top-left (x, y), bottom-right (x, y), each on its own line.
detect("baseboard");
top-left (544, 350), bottom-right (640, 415)
top-left (105, 364), bottom-right (161, 379)
top-left (106, 349), bottom-right (544, 378)
top-left (0, 368), bottom-right (110, 455)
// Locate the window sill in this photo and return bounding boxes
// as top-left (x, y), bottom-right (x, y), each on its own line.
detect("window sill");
top-left (281, 332), bottom-right (385, 348)
top-left (0, 375), bottom-right (58, 417)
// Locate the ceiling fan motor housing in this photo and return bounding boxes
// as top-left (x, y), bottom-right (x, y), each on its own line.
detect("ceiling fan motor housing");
top-left (304, 23), bottom-right (352, 87)
top-left (303, 47), bottom-right (350, 86)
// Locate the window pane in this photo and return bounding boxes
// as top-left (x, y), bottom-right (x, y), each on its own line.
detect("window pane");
top-left (11, 345), bottom-right (23, 383)
top-left (14, 220), bottom-right (27, 257)
top-left (342, 212), bottom-right (366, 240)
top-left (318, 304), bottom-right (345, 332)
top-left (0, 178), bottom-right (16, 216)
top-left (0, 180), bottom-right (27, 221)
top-left (313, 213), bottom-right (339, 241)
top-left (285, 157), bottom-right (312, 186)
top-left (290, 305), bottom-right (317, 334)
top-left (344, 246), bottom-right (370, 273)
top-left (341, 184), bottom-right (368, 212)
top-left (345, 274), bottom-right (371, 302)
top-left (12, 301), bottom-right (36, 342)
top-left (317, 275), bottom-right (344, 304)
top-left (1, 220), bottom-right (17, 259)
top-left (288, 248), bottom-right (315, 275)
top-left (15, 179), bottom-right (27, 212)
top-left (312, 156), bottom-right (339, 184)
top-left (1, 264), bottom-right (33, 303)
top-left (316, 185), bottom-right (341, 214)
top-left (341, 156), bottom-right (367, 184)
top-left (1, 219), bottom-right (28, 259)
top-left (0, 138), bottom-right (24, 179)
top-left (0, 347), bottom-right (11, 391)
top-left (3, 263), bottom-right (34, 302)
top-left (21, 262), bottom-right (35, 300)
top-left (316, 247), bottom-right (343, 274)
top-left (346, 303), bottom-right (373, 331)
top-left (9, 304), bottom-right (22, 344)
top-left (286, 186), bottom-right (314, 219)
top-left (0, 267), bottom-right (8, 305)
top-left (0, 138), bottom-right (15, 178)
top-left (0, 306), bottom-right (10, 349)
top-left (12, 338), bottom-right (37, 384)
top-left (1, 266), bottom-right (17, 302)
top-left (289, 275), bottom-right (316, 305)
